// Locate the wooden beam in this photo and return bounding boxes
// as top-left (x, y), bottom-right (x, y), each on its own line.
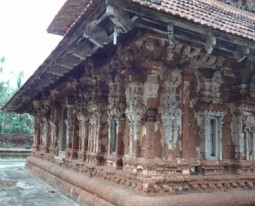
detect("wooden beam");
top-left (83, 25), bottom-right (110, 47)
top-left (58, 53), bottom-right (81, 69)
top-left (69, 39), bottom-right (92, 59)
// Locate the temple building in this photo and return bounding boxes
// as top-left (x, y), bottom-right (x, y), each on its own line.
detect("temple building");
top-left (3, 0), bottom-right (255, 205)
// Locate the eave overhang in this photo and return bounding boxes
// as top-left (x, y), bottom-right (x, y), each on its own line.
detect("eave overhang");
top-left (2, 0), bottom-right (255, 114)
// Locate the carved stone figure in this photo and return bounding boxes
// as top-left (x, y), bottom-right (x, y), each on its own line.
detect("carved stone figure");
top-left (159, 69), bottom-right (182, 150)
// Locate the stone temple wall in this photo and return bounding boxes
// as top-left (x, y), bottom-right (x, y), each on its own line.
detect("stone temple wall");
top-left (29, 30), bottom-right (255, 197)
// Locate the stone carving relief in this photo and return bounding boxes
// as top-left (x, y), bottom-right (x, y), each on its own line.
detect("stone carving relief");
top-left (49, 106), bottom-right (60, 153)
top-left (142, 61), bottom-right (162, 106)
top-left (233, 108), bottom-right (255, 160)
top-left (76, 99), bottom-right (90, 160)
top-left (86, 74), bottom-right (108, 157)
top-left (40, 99), bottom-right (51, 151)
top-left (65, 103), bottom-right (75, 152)
top-left (32, 100), bottom-right (43, 149)
top-left (198, 71), bottom-right (223, 104)
top-left (159, 69), bottom-right (182, 149)
top-left (107, 73), bottom-right (126, 155)
top-left (125, 81), bottom-right (146, 157)
top-left (87, 103), bottom-right (103, 154)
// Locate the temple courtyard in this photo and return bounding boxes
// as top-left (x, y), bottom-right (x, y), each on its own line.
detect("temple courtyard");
top-left (0, 161), bottom-right (79, 206)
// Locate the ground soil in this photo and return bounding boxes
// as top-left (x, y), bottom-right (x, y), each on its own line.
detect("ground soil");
top-left (0, 134), bottom-right (32, 149)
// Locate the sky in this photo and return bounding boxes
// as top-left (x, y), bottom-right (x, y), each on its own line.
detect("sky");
top-left (0, 0), bottom-right (66, 87)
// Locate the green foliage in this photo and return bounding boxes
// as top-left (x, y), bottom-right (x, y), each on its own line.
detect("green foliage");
top-left (0, 56), bottom-right (34, 135)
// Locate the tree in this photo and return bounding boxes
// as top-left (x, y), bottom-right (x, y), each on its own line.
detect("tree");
top-left (0, 56), bottom-right (34, 135)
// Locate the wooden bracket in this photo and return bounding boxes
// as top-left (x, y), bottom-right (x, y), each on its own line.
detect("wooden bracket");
top-left (205, 35), bottom-right (216, 54)
top-left (106, 5), bottom-right (133, 33)
top-left (233, 46), bottom-right (250, 62)
top-left (167, 24), bottom-right (174, 45)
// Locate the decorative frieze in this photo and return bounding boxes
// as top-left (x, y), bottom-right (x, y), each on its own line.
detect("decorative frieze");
top-left (198, 71), bottom-right (223, 104)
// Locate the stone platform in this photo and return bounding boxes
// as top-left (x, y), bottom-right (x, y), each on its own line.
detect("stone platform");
top-left (26, 156), bottom-right (255, 206)
top-left (0, 148), bottom-right (31, 158)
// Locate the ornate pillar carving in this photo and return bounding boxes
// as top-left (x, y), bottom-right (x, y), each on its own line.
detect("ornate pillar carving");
top-left (49, 106), bottom-right (60, 155)
top-left (87, 102), bottom-right (105, 164)
top-left (125, 81), bottom-right (146, 158)
top-left (159, 69), bottom-right (182, 159)
top-left (107, 73), bottom-right (126, 167)
top-left (235, 109), bottom-right (244, 160)
top-left (182, 67), bottom-right (195, 158)
top-left (32, 100), bottom-right (43, 152)
top-left (86, 74), bottom-right (108, 165)
top-left (252, 127), bottom-right (255, 160)
top-left (70, 104), bottom-right (79, 159)
top-left (77, 111), bottom-right (89, 161)
top-left (65, 102), bottom-right (74, 159)
top-left (32, 114), bottom-right (40, 152)
top-left (234, 107), bottom-right (255, 160)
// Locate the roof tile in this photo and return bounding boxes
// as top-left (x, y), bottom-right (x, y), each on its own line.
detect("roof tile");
top-left (132, 0), bottom-right (255, 41)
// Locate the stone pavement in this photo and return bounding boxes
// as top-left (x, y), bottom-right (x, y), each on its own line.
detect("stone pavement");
top-left (0, 161), bottom-right (80, 206)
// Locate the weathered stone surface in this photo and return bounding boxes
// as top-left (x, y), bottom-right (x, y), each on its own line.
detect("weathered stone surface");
top-left (4, 0), bottom-right (255, 205)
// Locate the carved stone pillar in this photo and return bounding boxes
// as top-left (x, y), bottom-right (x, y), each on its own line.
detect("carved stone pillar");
top-left (182, 67), bottom-right (195, 158)
top-left (40, 117), bottom-right (50, 153)
top-left (252, 127), bottom-right (255, 160)
top-left (70, 109), bottom-right (79, 159)
top-left (77, 112), bottom-right (89, 161)
top-left (159, 69), bottom-right (182, 159)
top-left (33, 115), bottom-right (41, 152)
top-left (86, 103), bottom-right (104, 165)
top-left (49, 121), bottom-right (55, 152)
top-left (125, 82), bottom-right (146, 158)
top-left (65, 104), bottom-right (74, 159)
top-left (49, 107), bottom-right (60, 155)
top-left (235, 110), bottom-right (244, 160)
top-left (106, 73), bottom-right (126, 167)
top-left (244, 128), bottom-right (250, 160)
top-left (32, 101), bottom-right (42, 153)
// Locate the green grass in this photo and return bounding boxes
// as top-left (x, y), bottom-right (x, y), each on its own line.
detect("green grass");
top-left (0, 157), bottom-right (26, 161)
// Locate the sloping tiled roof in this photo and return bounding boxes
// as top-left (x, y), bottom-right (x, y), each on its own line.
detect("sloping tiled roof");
top-left (48, 0), bottom-right (255, 41)
top-left (47, 0), bottom-right (96, 36)
top-left (131, 0), bottom-right (255, 41)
